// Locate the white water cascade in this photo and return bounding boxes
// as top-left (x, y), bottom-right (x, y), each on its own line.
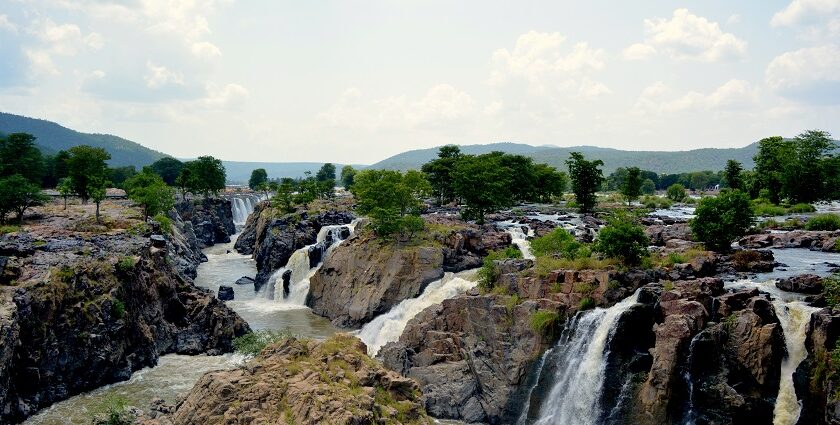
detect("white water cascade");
top-left (498, 222), bottom-right (535, 260)
top-left (357, 269), bottom-right (478, 356)
top-left (268, 220), bottom-right (360, 306)
top-left (231, 195), bottom-right (261, 226)
top-left (528, 291), bottom-right (640, 425)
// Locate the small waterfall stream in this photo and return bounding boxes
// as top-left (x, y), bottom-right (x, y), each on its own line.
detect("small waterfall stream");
top-left (230, 195), bottom-right (262, 226)
top-left (521, 291), bottom-right (641, 425)
top-left (497, 221), bottom-right (535, 260)
top-left (357, 269), bottom-right (478, 356)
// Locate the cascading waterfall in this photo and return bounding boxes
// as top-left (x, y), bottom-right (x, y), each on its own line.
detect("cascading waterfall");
top-left (231, 195), bottom-right (263, 226)
top-left (524, 291), bottom-right (640, 425)
top-left (267, 220), bottom-right (359, 305)
top-left (357, 269), bottom-right (478, 356)
top-left (772, 300), bottom-right (818, 425)
top-left (499, 223), bottom-right (535, 260)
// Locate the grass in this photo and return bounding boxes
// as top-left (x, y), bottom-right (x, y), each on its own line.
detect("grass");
top-left (0, 225), bottom-right (20, 234)
top-left (115, 256), bottom-right (137, 273)
top-left (788, 203), bottom-right (817, 213)
top-left (805, 214), bottom-right (840, 231)
top-left (579, 297), bottom-right (596, 310)
top-left (233, 329), bottom-right (295, 356)
top-left (824, 275), bottom-right (840, 308)
top-left (530, 310), bottom-right (561, 337)
top-left (153, 213), bottom-right (172, 234)
top-left (753, 202), bottom-right (787, 217)
top-left (532, 255), bottom-right (615, 277)
top-left (111, 299), bottom-right (126, 319)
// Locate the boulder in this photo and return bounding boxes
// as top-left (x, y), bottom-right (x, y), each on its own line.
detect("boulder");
top-left (217, 285), bottom-right (234, 301)
top-left (234, 276), bottom-right (255, 286)
top-left (775, 274), bottom-right (824, 294)
top-left (174, 199), bottom-right (236, 248)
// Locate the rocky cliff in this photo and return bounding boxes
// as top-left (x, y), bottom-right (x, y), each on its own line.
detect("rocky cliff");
top-left (175, 198), bottom-right (236, 248)
top-left (793, 307), bottom-right (840, 424)
top-left (0, 204), bottom-right (249, 423)
top-left (139, 335), bottom-right (432, 425)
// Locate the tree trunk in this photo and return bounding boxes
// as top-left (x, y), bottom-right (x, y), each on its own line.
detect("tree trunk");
top-left (63, 196), bottom-right (67, 210)
top-left (95, 202), bottom-right (101, 224)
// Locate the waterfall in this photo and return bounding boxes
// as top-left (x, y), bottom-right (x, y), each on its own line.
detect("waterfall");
top-left (357, 270), bottom-right (478, 356)
top-left (230, 196), bottom-right (260, 226)
top-left (680, 333), bottom-right (704, 425)
top-left (499, 222), bottom-right (535, 260)
top-left (772, 301), bottom-right (819, 425)
top-left (268, 220), bottom-right (359, 306)
top-left (525, 291), bottom-right (640, 425)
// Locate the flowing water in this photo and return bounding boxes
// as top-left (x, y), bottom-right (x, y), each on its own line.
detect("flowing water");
top-left (357, 269), bottom-right (478, 356)
top-left (496, 221), bottom-right (535, 259)
top-left (520, 291), bottom-right (641, 425)
top-left (230, 195), bottom-right (260, 226)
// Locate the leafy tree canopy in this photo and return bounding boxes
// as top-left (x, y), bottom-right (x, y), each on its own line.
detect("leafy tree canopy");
top-left (690, 189), bottom-right (753, 252)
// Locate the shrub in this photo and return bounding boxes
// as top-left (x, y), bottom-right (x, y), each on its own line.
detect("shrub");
top-left (91, 395), bottom-right (133, 425)
top-left (753, 202), bottom-right (787, 217)
top-left (666, 184), bottom-right (687, 202)
top-left (691, 189), bottom-right (753, 252)
top-left (593, 213), bottom-right (650, 266)
top-left (788, 203), bottom-right (816, 214)
top-left (665, 252), bottom-right (685, 266)
top-left (530, 310), bottom-right (561, 337)
top-left (152, 213), bottom-right (172, 234)
top-left (824, 276), bottom-right (840, 308)
top-left (233, 329), bottom-right (293, 356)
top-left (731, 250), bottom-right (762, 271)
top-left (530, 228), bottom-right (584, 259)
top-left (658, 198), bottom-right (673, 209)
top-left (806, 214), bottom-right (840, 231)
top-left (478, 247), bottom-right (523, 291)
top-left (111, 299), bottom-right (126, 319)
top-left (579, 297), bottom-right (596, 310)
top-left (116, 256), bottom-right (137, 273)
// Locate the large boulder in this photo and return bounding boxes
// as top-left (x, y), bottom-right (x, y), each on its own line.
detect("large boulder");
top-left (174, 198), bottom-right (236, 248)
top-left (776, 274), bottom-right (824, 294)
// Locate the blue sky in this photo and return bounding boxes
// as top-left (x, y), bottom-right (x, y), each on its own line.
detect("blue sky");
top-left (0, 1), bottom-right (838, 164)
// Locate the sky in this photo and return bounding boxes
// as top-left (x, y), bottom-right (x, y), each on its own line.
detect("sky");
top-left (0, 1), bottom-right (838, 165)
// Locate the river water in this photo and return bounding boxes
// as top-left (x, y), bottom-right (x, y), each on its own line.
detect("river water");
top-left (24, 234), bottom-right (338, 424)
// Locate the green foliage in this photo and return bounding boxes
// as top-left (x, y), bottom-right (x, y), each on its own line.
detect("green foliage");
top-left (176, 156), bottom-right (226, 198)
top-left (0, 174), bottom-right (49, 223)
top-left (530, 228), bottom-right (583, 259)
top-left (91, 395), bottom-right (134, 425)
top-left (248, 168), bottom-right (268, 190)
top-left (477, 247), bottom-right (522, 291)
top-left (530, 310), bottom-right (561, 337)
top-left (0, 132), bottom-right (45, 184)
top-left (691, 189), bottom-right (754, 252)
top-left (666, 184), bottom-right (687, 202)
top-left (148, 157), bottom-right (184, 186)
top-left (752, 201), bottom-right (787, 217)
top-left (125, 170), bottom-right (175, 219)
top-left (66, 145), bottom-right (111, 201)
top-left (788, 203), bottom-right (816, 213)
top-left (753, 131), bottom-right (837, 203)
top-left (108, 166), bottom-right (137, 188)
top-left (593, 213), bottom-right (650, 266)
top-left (0, 225), bottom-right (20, 234)
top-left (315, 163), bottom-right (337, 185)
top-left (723, 160), bottom-right (743, 190)
top-left (111, 299), bottom-right (126, 319)
top-left (805, 214), bottom-right (840, 231)
top-left (620, 167), bottom-right (643, 205)
top-left (579, 297), bottom-right (596, 310)
top-left (533, 163), bottom-right (567, 202)
top-left (351, 169), bottom-right (429, 238)
top-left (641, 178), bottom-right (656, 195)
top-left (452, 153), bottom-right (515, 224)
top-left (116, 256), bottom-right (137, 273)
top-left (153, 213), bottom-right (172, 234)
top-left (825, 276), bottom-right (840, 308)
top-left (566, 152), bottom-right (604, 213)
top-left (233, 329), bottom-right (293, 356)
top-left (421, 145), bottom-right (463, 204)
top-left (340, 165), bottom-right (357, 189)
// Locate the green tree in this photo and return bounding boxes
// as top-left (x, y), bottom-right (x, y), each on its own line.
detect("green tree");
top-left (42, 150), bottom-right (70, 188)
top-left (149, 157), bottom-right (184, 186)
top-left (530, 227), bottom-right (583, 258)
top-left (66, 145), bottom-right (111, 203)
top-left (0, 133), bottom-right (45, 184)
top-left (109, 166), bottom-right (137, 188)
top-left (500, 154), bottom-right (537, 202)
top-left (421, 145), bottom-right (462, 204)
top-left (248, 168), bottom-right (268, 190)
top-left (174, 165), bottom-right (194, 200)
top-left (783, 130), bottom-right (836, 203)
top-left (0, 174), bottom-right (48, 223)
top-left (57, 177), bottom-right (73, 210)
top-left (178, 156), bottom-right (226, 197)
top-left (125, 170), bottom-right (175, 220)
top-left (89, 176), bottom-right (109, 224)
top-left (723, 160), bottom-right (743, 190)
top-left (641, 178), bottom-right (656, 195)
top-left (666, 183), bottom-right (687, 202)
top-left (316, 163), bottom-right (336, 184)
top-left (452, 153), bottom-right (513, 224)
top-left (533, 163), bottom-right (567, 202)
top-left (351, 169), bottom-right (427, 237)
top-left (753, 136), bottom-right (791, 204)
top-left (273, 181), bottom-right (296, 213)
top-left (593, 212), bottom-right (650, 266)
top-left (620, 167), bottom-right (643, 206)
top-left (690, 189), bottom-right (753, 252)
top-left (340, 165), bottom-right (357, 189)
top-left (566, 152), bottom-right (604, 213)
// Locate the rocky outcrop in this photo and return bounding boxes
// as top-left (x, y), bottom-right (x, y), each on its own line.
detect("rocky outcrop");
top-left (231, 201), bottom-right (268, 255)
top-left (793, 307), bottom-right (840, 425)
top-left (140, 335), bottom-right (431, 425)
top-left (776, 274), bottom-right (824, 295)
top-left (0, 214), bottom-right (249, 423)
top-left (645, 223), bottom-right (693, 247)
top-left (175, 198), bottom-right (236, 248)
top-left (739, 230), bottom-right (840, 252)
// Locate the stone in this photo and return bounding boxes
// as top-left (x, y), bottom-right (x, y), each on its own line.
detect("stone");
top-left (234, 276), bottom-right (255, 286)
top-left (150, 234), bottom-right (167, 248)
top-left (217, 285), bottom-right (234, 301)
top-left (775, 274), bottom-right (824, 294)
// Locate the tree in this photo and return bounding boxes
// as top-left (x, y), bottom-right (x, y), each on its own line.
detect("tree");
top-left (566, 152), bottom-right (604, 213)
top-left (109, 166), bottom-right (137, 188)
top-left (421, 145), bottom-right (462, 204)
top-left (316, 163), bottom-right (336, 184)
top-left (452, 153), bottom-right (513, 224)
top-left (66, 145), bottom-right (111, 203)
top-left (753, 136), bottom-right (791, 204)
top-left (351, 169), bottom-right (427, 238)
top-left (593, 213), bottom-right (650, 266)
top-left (274, 181), bottom-right (296, 213)
top-left (0, 133), bottom-right (45, 184)
top-left (340, 165), bottom-right (357, 189)
top-left (783, 130), bottom-right (836, 203)
top-left (723, 160), bottom-right (743, 190)
top-left (174, 165), bottom-right (194, 200)
top-left (178, 156), bottom-right (226, 198)
top-left (641, 178), bottom-right (656, 195)
top-left (248, 168), bottom-right (268, 190)
top-left (0, 175), bottom-right (48, 223)
top-left (42, 150), bottom-right (70, 188)
top-left (499, 154), bottom-right (537, 202)
top-left (125, 171), bottom-right (175, 220)
top-left (690, 189), bottom-right (753, 252)
top-left (149, 157), bottom-right (184, 186)
top-left (666, 183), bottom-right (687, 202)
top-left (89, 176), bottom-right (109, 224)
top-left (620, 167), bottom-right (643, 206)
top-left (533, 163), bottom-right (567, 202)
top-left (57, 177), bottom-right (73, 209)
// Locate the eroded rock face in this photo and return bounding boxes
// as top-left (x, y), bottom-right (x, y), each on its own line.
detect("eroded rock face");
top-left (142, 335), bottom-right (431, 425)
top-left (739, 230), bottom-right (840, 252)
top-left (645, 223), bottom-right (693, 247)
top-left (776, 274), bottom-right (824, 294)
top-left (793, 307), bottom-right (840, 425)
top-left (174, 199), bottom-right (236, 248)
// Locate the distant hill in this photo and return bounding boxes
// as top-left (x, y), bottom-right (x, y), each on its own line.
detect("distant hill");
top-left (0, 112), bottom-right (168, 168)
top-left (219, 161), bottom-right (362, 184)
top-left (369, 142), bottom-right (759, 174)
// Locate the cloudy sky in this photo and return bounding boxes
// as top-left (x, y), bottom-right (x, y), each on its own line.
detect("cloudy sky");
top-left (0, 1), bottom-right (838, 164)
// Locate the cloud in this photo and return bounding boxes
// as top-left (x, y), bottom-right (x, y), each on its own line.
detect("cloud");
top-left (634, 79), bottom-right (758, 114)
top-left (24, 49), bottom-right (59, 76)
top-left (489, 31), bottom-right (609, 98)
top-left (622, 43), bottom-right (656, 60)
top-left (201, 83), bottom-right (249, 108)
top-left (31, 19), bottom-right (104, 55)
top-left (144, 61), bottom-right (185, 88)
top-left (771, 0), bottom-right (840, 27)
top-left (766, 45), bottom-right (840, 104)
top-left (0, 14), bottom-right (18, 33)
top-left (191, 41), bottom-right (222, 59)
top-left (638, 9), bottom-right (747, 62)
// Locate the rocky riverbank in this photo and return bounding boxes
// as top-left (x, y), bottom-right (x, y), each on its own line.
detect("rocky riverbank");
top-left (175, 198), bottom-right (236, 248)
top-left (0, 201), bottom-right (248, 424)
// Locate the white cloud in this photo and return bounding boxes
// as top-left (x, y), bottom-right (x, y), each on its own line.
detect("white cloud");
top-left (771, 0), bottom-right (840, 27)
top-left (489, 31), bottom-right (609, 98)
top-left (0, 14), bottom-right (18, 33)
top-left (622, 43), bottom-right (656, 60)
top-left (640, 9), bottom-right (747, 62)
top-left (191, 41), bottom-right (222, 59)
top-left (727, 14), bottom-right (742, 25)
top-left (25, 49), bottom-right (59, 76)
top-left (144, 61), bottom-right (185, 88)
top-left (634, 79), bottom-right (758, 114)
top-left (201, 83), bottom-right (249, 108)
top-left (766, 45), bottom-right (840, 104)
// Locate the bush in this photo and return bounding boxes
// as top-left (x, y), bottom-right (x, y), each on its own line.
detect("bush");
top-left (824, 276), bottom-right (840, 308)
top-left (666, 184), bottom-right (687, 202)
top-left (788, 203), bottom-right (816, 213)
top-left (593, 213), bottom-right (650, 266)
top-left (658, 198), bottom-right (673, 209)
top-left (579, 297), bottom-right (596, 310)
top-left (91, 395), bottom-right (133, 425)
top-left (691, 189), bottom-right (753, 252)
top-left (753, 201), bottom-right (787, 217)
top-left (731, 250), bottom-right (762, 271)
top-left (116, 256), bottom-right (137, 273)
top-left (530, 310), bottom-right (561, 337)
top-left (478, 247), bottom-right (522, 291)
top-left (806, 214), bottom-right (840, 231)
top-left (111, 299), bottom-right (126, 319)
top-left (233, 329), bottom-right (293, 356)
top-left (530, 228), bottom-right (584, 259)
top-left (152, 213), bottom-right (172, 234)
